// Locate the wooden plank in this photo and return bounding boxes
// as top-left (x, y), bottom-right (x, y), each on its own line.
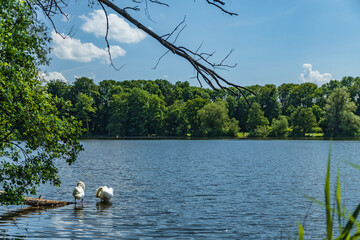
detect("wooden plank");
top-left (0, 191), bottom-right (73, 207)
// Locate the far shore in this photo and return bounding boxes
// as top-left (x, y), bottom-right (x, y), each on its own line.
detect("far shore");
top-left (79, 134), bottom-right (360, 141)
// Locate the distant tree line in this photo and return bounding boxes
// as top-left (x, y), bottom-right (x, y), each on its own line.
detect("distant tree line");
top-left (45, 76), bottom-right (360, 138)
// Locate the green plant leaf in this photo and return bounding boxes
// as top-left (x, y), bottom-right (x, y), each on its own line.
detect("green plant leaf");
top-left (326, 142), bottom-right (333, 240)
top-left (298, 222), bottom-right (304, 240)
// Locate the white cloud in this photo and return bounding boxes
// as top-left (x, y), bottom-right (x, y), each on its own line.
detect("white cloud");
top-left (299, 64), bottom-right (332, 84)
top-left (74, 73), bottom-right (96, 80)
top-left (80, 9), bottom-right (147, 43)
top-left (51, 30), bottom-right (126, 62)
top-left (47, 71), bottom-right (68, 82)
top-left (39, 71), bottom-right (68, 83)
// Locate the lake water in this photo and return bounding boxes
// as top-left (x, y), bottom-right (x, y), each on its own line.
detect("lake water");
top-left (1, 139), bottom-right (360, 239)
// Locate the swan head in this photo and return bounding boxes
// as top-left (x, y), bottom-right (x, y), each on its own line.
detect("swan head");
top-left (77, 181), bottom-right (85, 190)
top-left (96, 186), bottom-right (113, 202)
top-left (96, 186), bottom-right (103, 198)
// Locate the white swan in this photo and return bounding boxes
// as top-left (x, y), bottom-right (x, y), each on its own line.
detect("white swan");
top-left (96, 186), bottom-right (113, 202)
top-left (73, 181), bottom-right (85, 204)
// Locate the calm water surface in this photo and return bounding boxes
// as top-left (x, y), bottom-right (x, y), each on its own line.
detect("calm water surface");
top-left (1, 140), bottom-right (360, 239)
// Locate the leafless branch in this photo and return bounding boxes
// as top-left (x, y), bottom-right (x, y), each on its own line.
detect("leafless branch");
top-left (28, 0), bottom-right (253, 103)
top-left (154, 17), bottom-right (186, 69)
top-left (27, 0), bottom-right (73, 39)
top-left (152, 21), bottom-right (186, 69)
top-left (153, 50), bottom-right (170, 69)
top-left (97, 0), bottom-right (255, 104)
top-left (219, 49), bottom-right (236, 66)
top-left (149, 0), bottom-right (169, 7)
top-left (132, 0), bottom-right (169, 21)
top-left (124, 6), bottom-right (140, 11)
top-left (99, 1), bottom-right (126, 71)
top-left (172, 24), bottom-right (187, 44)
top-left (205, 0), bottom-right (238, 16)
top-left (144, 0), bottom-right (151, 19)
top-left (161, 16), bottom-right (187, 40)
top-left (195, 41), bottom-right (204, 54)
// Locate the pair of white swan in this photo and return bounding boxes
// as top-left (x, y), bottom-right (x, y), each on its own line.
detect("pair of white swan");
top-left (72, 181), bottom-right (113, 204)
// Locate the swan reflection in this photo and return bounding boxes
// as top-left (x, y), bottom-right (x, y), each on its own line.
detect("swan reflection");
top-left (96, 202), bottom-right (112, 211)
top-left (73, 205), bottom-right (84, 220)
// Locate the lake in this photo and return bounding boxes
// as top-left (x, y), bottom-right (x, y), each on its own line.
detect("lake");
top-left (1, 139), bottom-right (360, 239)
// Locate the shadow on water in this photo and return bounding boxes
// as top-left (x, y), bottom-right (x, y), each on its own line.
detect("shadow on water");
top-left (0, 202), bottom-right (113, 222)
top-left (0, 204), bottom-right (74, 239)
top-left (96, 202), bottom-right (113, 211)
top-left (0, 205), bottom-right (66, 223)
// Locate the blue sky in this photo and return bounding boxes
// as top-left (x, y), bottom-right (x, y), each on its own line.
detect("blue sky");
top-left (41, 0), bottom-right (360, 87)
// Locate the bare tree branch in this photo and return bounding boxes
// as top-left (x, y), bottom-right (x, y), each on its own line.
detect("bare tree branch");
top-left (153, 50), bottom-right (170, 69)
top-left (97, 0), bottom-right (255, 104)
top-left (27, 0), bottom-right (73, 39)
top-left (205, 0), bottom-right (238, 16)
top-left (219, 49), bottom-right (236, 67)
top-left (99, 1), bottom-right (126, 71)
top-left (161, 16), bottom-right (186, 40)
top-left (153, 18), bottom-right (187, 69)
top-left (30, 0), bottom-right (254, 103)
top-left (124, 6), bottom-right (140, 11)
top-left (149, 0), bottom-right (169, 7)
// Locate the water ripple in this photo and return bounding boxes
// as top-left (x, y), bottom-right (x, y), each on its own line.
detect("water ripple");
top-left (1, 140), bottom-right (360, 239)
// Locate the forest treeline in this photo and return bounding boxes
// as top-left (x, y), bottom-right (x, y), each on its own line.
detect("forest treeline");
top-left (45, 76), bottom-right (360, 138)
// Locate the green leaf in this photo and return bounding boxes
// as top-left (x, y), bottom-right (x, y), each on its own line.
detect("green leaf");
top-left (336, 166), bottom-right (342, 233)
top-left (298, 222), bottom-right (304, 240)
top-left (325, 142), bottom-right (333, 240)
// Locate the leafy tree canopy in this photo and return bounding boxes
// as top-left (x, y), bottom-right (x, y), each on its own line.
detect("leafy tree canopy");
top-left (197, 100), bottom-right (240, 137)
top-left (323, 88), bottom-right (360, 137)
top-left (0, 0), bottom-right (83, 205)
top-left (270, 115), bottom-right (289, 137)
top-left (246, 102), bottom-right (269, 136)
top-left (290, 107), bottom-right (316, 137)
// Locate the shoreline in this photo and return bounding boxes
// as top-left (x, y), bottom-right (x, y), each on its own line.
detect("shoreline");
top-left (79, 135), bottom-right (360, 141)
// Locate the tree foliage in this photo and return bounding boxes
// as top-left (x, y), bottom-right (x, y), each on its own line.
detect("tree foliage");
top-left (323, 88), bottom-right (360, 137)
top-left (0, 0), bottom-right (83, 205)
top-left (197, 100), bottom-right (239, 137)
top-left (255, 84), bottom-right (280, 122)
top-left (44, 76), bottom-right (360, 139)
top-left (270, 116), bottom-right (289, 137)
top-left (290, 107), bottom-right (316, 137)
top-left (74, 93), bottom-right (96, 135)
top-left (246, 103), bottom-right (269, 136)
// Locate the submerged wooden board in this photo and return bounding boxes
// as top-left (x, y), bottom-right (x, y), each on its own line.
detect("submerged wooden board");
top-left (0, 191), bottom-right (73, 207)
top-left (24, 196), bottom-right (72, 207)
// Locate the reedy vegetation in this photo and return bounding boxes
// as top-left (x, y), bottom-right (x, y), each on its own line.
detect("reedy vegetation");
top-left (296, 145), bottom-right (360, 239)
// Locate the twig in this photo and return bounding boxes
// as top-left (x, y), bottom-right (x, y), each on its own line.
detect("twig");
top-left (99, 1), bottom-right (125, 71)
top-left (205, 0), bottom-right (238, 16)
